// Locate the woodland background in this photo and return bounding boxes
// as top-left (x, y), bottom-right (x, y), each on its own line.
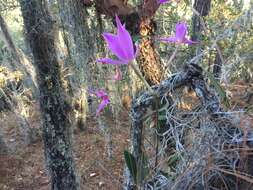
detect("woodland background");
top-left (0, 0), bottom-right (253, 189)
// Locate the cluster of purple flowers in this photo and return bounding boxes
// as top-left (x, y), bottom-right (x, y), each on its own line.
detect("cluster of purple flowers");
top-left (91, 0), bottom-right (197, 116)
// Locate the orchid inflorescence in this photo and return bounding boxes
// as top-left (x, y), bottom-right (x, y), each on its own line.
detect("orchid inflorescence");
top-left (89, 89), bottom-right (110, 117)
top-left (97, 15), bottom-right (138, 66)
top-left (159, 22), bottom-right (198, 45)
top-left (92, 0), bottom-right (198, 116)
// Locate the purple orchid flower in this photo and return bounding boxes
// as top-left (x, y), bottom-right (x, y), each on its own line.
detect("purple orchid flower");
top-left (96, 15), bottom-right (137, 65)
top-left (89, 89), bottom-right (110, 116)
top-left (159, 22), bottom-right (198, 45)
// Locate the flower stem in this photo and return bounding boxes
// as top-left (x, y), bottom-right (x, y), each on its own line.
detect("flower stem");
top-left (164, 45), bottom-right (179, 74)
top-left (130, 60), bottom-right (155, 94)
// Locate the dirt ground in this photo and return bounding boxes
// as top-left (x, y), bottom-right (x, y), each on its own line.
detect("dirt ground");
top-left (0, 108), bottom-right (130, 190)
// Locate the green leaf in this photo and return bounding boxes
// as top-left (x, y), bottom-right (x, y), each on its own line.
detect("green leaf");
top-left (167, 152), bottom-right (180, 166)
top-left (132, 35), bottom-right (140, 43)
top-left (158, 114), bottom-right (167, 121)
top-left (124, 150), bottom-right (137, 183)
top-left (137, 152), bottom-right (149, 183)
top-left (245, 105), bottom-right (253, 113)
top-left (183, 0), bottom-right (190, 5)
top-left (206, 71), bottom-right (230, 108)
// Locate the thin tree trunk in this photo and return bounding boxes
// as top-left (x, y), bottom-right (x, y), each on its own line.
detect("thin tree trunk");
top-left (191, 0), bottom-right (211, 59)
top-left (0, 83), bottom-right (35, 144)
top-left (191, 0), bottom-right (224, 80)
top-left (57, 0), bottom-right (95, 129)
top-left (191, 0), bottom-right (211, 41)
top-left (135, 0), bottom-right (164, 86)
top-left (0, 14), bottom-right (20, 63)
top-left (137, 17), bottom-right (164, 85)
top-left (19, 0), bottom-right (80, 189)
top-left (213, 49), bottom-right (222, 80)
top-left (0, 13), bottom-right (37, 95)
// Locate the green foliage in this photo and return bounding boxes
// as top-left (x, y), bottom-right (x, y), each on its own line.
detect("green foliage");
top-left (207, 71), bottom-right (230, 108)
top-left (167, 152), bottom-right (180, 174)
top-left (124, 150), bottom-right (150, 186)
top-left (137, 152), bottom-right (149, 184)
top-left (124, 150), bottom-right (137, 183)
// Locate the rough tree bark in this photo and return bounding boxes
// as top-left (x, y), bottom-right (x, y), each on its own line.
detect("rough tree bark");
top-left (191, 0), bottom-right (211, 42)
top-left (137, 0), bottom-right (164, 85)
top-left (191, 0), bottom-right (211, 61)
top-left (191, 0), bottom-right (224, 79)
top-left (213, 49), bottom-right (222, 80)
top-left (57, 0), bottom-right (95, 129)
top-left (0, 130), bottom-right (8, 154)
top-left (19, 0), bottom-right (80, 189)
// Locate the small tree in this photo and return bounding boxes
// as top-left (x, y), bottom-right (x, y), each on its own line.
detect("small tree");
top-left (19, 0), bottom-right (80, 189)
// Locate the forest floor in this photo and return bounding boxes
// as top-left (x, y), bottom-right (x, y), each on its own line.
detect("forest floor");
top-left (0, 107), bottom-right (130, 190)
top-left (0, 82), bottom-right (252, 190)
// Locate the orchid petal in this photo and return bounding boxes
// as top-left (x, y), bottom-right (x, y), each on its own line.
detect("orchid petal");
top-left (96, 98), bottom-right (110, 116)
top-left (97, 15), bottom-right (136, 66)
top-left (159, 37), bottom-right (178, 43)
top-left (115, 15), bottom-right (135, 60)
top-left (182, 38), bottom-right (198, 44)
top-left (96, 58), bottom-right (128, 65)
top-left (175, 22), bottom-right (187, 40)
top-left (95, 89), bottom-right (107, 98)
top-left (91, 89), bottom-right (110, 116)
top-left (158, 22), bottom-right (198, 45)
top-left (102, 33), bottom-right (126, 60)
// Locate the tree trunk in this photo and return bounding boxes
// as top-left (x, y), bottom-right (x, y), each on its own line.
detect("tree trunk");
top-left (136, 0), bottom-right (164, 86)
top-left (57, 0), bottom-right (95, 129)
top-left (19, 0), bottom-right (80, 189)
top-left (191, 0), bottom-right (224, 80)
top-left (191, 0), bottom-right (211, 42)
top-left (213, 49), bottom-right (222, 80)
top-left (191, 0), bottom-right (211, 59)
top-left (0, 14), bottom-right (20, 64)
top-left (0, 81), bottom-right (36, 144)
top-left (137, 17), bottom-right (164, 85)
top-left (0, 13), bottom-right (38, 95)
top-left (0, 130), bottom-right (8, 155)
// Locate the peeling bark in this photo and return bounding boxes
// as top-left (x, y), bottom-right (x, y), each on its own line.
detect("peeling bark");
top-left (137, 17), bottom-right (164, 85)
top-left (134, 0), bottom-right (164, 86)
